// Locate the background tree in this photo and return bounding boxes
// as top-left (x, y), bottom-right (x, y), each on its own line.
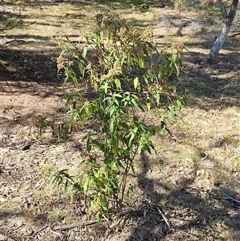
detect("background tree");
top-left (202, 0), bottom-right (239, 63)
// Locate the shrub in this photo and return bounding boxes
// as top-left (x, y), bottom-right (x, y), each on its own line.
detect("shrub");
top-left (53, 11), bottom-right (184, 222)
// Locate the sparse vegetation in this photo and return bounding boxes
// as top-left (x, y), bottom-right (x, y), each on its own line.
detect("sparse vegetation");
top-left (47, 209), bottom-right (72, 225)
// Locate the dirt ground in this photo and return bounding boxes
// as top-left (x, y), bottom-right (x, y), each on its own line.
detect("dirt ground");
top-left (0, 1), bottom-right (240, 240)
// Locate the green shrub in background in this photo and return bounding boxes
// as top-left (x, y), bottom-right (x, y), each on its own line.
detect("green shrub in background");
top-left (53, 11), bottom-right (184, 222)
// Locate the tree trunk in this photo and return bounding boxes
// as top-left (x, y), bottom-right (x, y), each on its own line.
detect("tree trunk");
top-left (202, 0), bottom-right (239, 64)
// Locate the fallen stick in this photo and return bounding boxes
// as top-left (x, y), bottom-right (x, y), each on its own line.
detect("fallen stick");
top-left (54, 220), bottom-right (99, 231)
top-left (222, 195), bottom-right (240, 205)
top-left (153, 203), bottom-right (172, 231)
top-left (32, 225), bottom-right (48, 237)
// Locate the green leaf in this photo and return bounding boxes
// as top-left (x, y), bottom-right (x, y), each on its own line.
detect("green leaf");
top-left (78, 62), bottom-right (85, 76)
top-left (131, 94), bottom-right (143, 111)
top-left (68, 69), bottom-right (79, 88)
top-left (160, 120), bottom-right (172, 135)
top-left (92, 139), bottom-right (105, 152)
top-left (82, 45), bottom-right (88, 59)
top-left (111, 131), bottom-right (118, 153)
top-left (139, 57), bottom-right (145, 68)
top-left (60, 42), bottom-right (68, 56)
top-left (84, 177), bottom-right (92, 192)
top-left (86, 134), bottom-right (92, 152)
top-left (114, 78), bottom-right (122, 89)
top-left (143, 75), bottom-right (149, 85)
top-left (120, 57), bottom-right (126, 67)
top-left (154, 92), bottom-right (160, 106)
top-left (94, 32), bottom-right (101, 48)
top-left (171, 53), bottom-right (177, 63)
top-left (96, 212), bottom-right (102, 223)
top-left (128, 127), bottom-right (138, 147)
top-left (109, 107), bottom-right (116, 117)
top-left (146, 96), bottom-right (151, 111)
top-left (100, 82), bottom-right (110, 94)
top-left (133, 77), bottom-right (140, 90)
top-left (52, 169), bottom-right (74, 187)
top-left (176, 99), bottom-right (182, 109)
top-left (110, 118), bottom-right (115, 133)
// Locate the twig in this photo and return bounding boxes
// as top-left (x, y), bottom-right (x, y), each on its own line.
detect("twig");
top-left (53, 220), bottom-right (99, 231)
top-left (153, 202), bottom-right (172, 231)
top-left (222, 195), bottom-right (240, 205)
top-left (4, 39), bottom-right (26, 45)
top-left (229, 32), bottom-right (240, 38)
top-left (0, 115), bottom-right (15, 121)
top-left (32, 225), bottom-right (48, 237)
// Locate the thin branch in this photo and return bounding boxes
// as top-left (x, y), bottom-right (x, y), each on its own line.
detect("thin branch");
top-left (222, 195), bottom-right (240, 205)
top-left (53, 220), bottom-right (99, 231)
top-left (0, 2), bottom-right (40, 32)
top-left (153, 202), bottom-right (172, 231)
top-left (32, 225), bottom-right (48, 237)
top-left (229, 32), bottom-right (240, 38)
top-left (216, 0), bottom-right (227, 18)
top-left (0, 6), bottom-right (23, 31)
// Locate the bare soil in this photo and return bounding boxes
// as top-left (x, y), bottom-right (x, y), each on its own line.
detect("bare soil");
top-left (0, 1), bottom-right (240, 240)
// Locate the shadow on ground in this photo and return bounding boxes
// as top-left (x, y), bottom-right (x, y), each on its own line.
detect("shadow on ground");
top-left (0, 48), bottom-right (59, 83)
top-left (178, 50), bottom-right (240, 109)
top-left (125, 152), bottom-right (240, 240)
